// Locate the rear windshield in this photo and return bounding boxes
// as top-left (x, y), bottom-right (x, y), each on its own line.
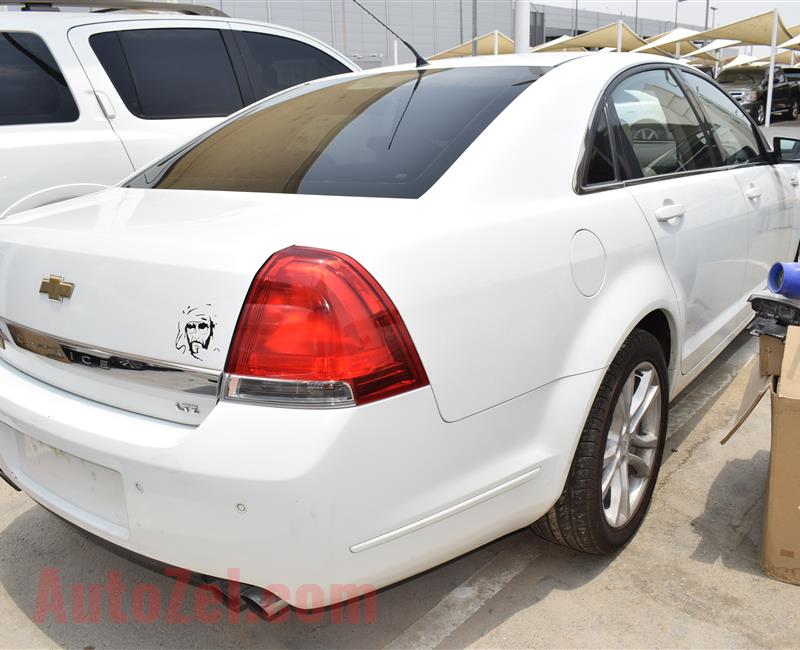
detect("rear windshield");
top-left (126, 66), bottom-right (547, 199)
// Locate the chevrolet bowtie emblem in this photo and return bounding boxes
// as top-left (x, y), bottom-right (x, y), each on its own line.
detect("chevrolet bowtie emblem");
top-left (40, 275), bottom-right (75, 302)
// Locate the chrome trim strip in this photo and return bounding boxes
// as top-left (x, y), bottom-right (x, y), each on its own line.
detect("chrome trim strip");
top-left (221, 373), bottom-right (356, 409)
top-left (349, 466), bottom-right (542, 554)
top-left (0, 317), bottom-right (221, 395)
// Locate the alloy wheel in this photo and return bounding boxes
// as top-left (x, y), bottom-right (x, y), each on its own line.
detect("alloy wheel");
top-left (602, 362), bottom-right (662, 528)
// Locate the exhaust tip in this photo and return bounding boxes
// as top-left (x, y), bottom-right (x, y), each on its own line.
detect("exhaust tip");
top-left (199, 576), bottom-right (289, 619)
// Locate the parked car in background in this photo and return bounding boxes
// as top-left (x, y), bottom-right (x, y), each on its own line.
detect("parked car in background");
top-left (0, 0), bottom-right (357, 217)
top-left (716, 66), bottom-right (800, 125)
top-left (1, 53), bottom-right (798, 612)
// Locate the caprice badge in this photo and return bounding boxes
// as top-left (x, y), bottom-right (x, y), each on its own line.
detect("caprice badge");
top-left (39, 275), bottom-right (75, 302)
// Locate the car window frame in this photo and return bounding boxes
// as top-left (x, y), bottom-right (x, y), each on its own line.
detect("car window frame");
top-left (675, 67), bottom-right (771, 169)
top-left (0, 29), bottom-right (81, 127)
top-left (576, 62), bottom-right (772, 195)
top-left (580, 102), bottom-right (622, 191)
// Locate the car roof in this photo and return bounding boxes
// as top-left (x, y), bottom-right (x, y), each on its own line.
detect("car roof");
top-left (362, 51), bottom-right (683, 78)
top-left (0, 9), bottom-right (321, 37)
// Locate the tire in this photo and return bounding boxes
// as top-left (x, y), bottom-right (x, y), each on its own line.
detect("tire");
top-left (532, 329), bottom-right (669, 555)
top-left (790, 98), bottom-right (799, 121)
top-left (755, 102), bottom-right (766, 126)
top-left (631, 120), bottom-right (668, 142)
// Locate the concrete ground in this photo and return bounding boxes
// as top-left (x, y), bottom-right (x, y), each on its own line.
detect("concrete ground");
top-left (2, 123), bottom-right (799, 650)
top-left (1, 330), bottom-right (797, 649)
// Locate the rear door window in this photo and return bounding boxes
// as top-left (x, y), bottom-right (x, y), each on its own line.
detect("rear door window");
top-left (610, 69), bottom-right (714, 178)
top-left (234, 31), bottom-right (351, 100)
top-left (679, 72), bottom-right (763, 166)
top-left (0, 31), bottom-right (79, 126)
top-left (90, 28), bottom-right (244, 119)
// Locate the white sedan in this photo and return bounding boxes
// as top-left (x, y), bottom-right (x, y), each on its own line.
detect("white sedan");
top-left (1, 52), bottom-right (799, 612)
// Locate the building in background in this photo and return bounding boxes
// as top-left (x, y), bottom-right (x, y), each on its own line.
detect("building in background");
top-left (199, 1), bottom-right (703, 67)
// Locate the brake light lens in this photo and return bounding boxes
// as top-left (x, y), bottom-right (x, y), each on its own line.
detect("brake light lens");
top-left (224, 246), bottom-right (428, 407)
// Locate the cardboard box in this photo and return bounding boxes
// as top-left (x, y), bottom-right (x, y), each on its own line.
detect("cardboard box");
top-left (724, 328), bottom-right (800, 586)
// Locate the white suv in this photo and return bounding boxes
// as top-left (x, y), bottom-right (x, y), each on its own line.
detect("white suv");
top-left (0, 0), bottom-right (357, 216)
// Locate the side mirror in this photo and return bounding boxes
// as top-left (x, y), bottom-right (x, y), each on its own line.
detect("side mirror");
top-left (773, 137), bottom-right (800, 163)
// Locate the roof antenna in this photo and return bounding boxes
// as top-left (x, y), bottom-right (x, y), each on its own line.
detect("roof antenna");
top-left (350, 0), bottom-right (429, 68)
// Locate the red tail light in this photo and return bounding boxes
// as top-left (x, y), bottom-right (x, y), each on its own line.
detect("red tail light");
top-left (224, 246), bottom-right (428, 407)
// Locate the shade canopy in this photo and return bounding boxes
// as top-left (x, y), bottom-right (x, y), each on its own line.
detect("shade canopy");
top-left (632, 28), bottom-right (699, 55)
top-left (690, 10), bottom-right (793, 46)
top-left (778, 31), bottom-right (800, 51)
top-left (721, 54), bottom-right (762, 70)
top-left (753, 50), bottom-right (797, 65)
top-left (690, 38), bottom-right (741, 56)
top-left (430, 31), bottom-right (515, 59)
top-left (531, 21), bottom-right (645, 52)
top-left (530, 34), bottom-right (587, 52)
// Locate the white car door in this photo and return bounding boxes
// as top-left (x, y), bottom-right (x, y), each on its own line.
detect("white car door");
top-left (0, 27), bottom-right (132, 216)
top-left (609, 67), bottom-right (751, 373)
top-left (67, 19), bottom-right (238, 168)
top-left (678, 70), bottom-right (800, 293)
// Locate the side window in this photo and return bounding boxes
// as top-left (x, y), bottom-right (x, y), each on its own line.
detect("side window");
top-left (680, 72), bottom-right (762, 166)
top-left (610, 69), bottom-right (714, 178)
top-left (0, 31), bottom-right (78, 126)
top-left (90, 29), bottom-right (244, 119)
top-left (584, 109), bottom-right (616, 186)
top-left (234, 31), bottom-right (350, 100)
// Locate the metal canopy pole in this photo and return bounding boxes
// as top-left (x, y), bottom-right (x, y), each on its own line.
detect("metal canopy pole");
top-left (472, 0), bottom-right (478, 56)
top-left (514, 0), bottom-right (529, 53)
top-left (616, 19), bottom-right (623, 52)
top-left (766, 8), bottom-right (778, 128)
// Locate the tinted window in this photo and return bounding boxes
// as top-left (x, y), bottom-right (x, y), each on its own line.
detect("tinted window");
top-left (90, 29), bottom-right (244, 119)
top-left (128, 66), bottom-right (547, 199)
top-left (235, 31), bottom-right (350, 100)
top-left (0, 32), bottom-right (78, 126)
top-left (585, 110), bottom-right (616, 185)
top-left (680, 72), bottom-right (762, 165)
top-left (785, 69), bottom-right (800, 82)
top-left (610, 69), bottom-right (714, 178)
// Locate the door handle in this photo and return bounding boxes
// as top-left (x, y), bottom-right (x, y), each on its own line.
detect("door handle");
top-left (790, 177), bottom-right (799, 187)
top-left (745, 184), bottom-right (763, 200)
top-left (94, 91), bottom-right (116, 120)
top-left (654, 203), bottom-right (685, 222)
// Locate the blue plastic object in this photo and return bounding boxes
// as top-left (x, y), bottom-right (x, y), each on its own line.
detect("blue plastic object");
top-left (768, 262), bottom-right (800, 299)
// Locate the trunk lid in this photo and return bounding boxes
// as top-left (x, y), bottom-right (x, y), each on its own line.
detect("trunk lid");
top-left (0, 188), bottom-right (402, 424)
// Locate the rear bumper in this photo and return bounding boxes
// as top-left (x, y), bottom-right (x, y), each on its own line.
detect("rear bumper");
top-left (0, 357), bottom-right (602, 607)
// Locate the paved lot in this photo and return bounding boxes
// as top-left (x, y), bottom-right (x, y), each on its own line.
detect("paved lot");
top-left (2, 330), bottom-right (798, 649)
top-left (1, 123), bottom-right (799, 650)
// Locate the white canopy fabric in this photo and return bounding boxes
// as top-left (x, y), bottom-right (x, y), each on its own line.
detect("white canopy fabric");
top-left (721, 54), bottom-right (762, 70)
top-left (430, 31), bottom-right (515, 59)
top-left (690, 10), bottom-right (793, 46)
top-left (632, 28), bottom-right (698, 55)
top-left (530, 34), bottom-right (587, 52)
top-left (753, 50), bottom-right (797, 65)
top-left (531, 21), bottom-right (645, 52)
top-left (690, 38), bottom-right (741, 56)
top-left (777, 32), bottom-right (800, 51)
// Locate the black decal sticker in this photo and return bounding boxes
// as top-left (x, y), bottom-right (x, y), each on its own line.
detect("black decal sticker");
top-left (176, 306), bottom-right (219, 361)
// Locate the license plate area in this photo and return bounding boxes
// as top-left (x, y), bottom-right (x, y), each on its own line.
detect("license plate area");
top-left (16, 432), bottom-right (129, 533)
